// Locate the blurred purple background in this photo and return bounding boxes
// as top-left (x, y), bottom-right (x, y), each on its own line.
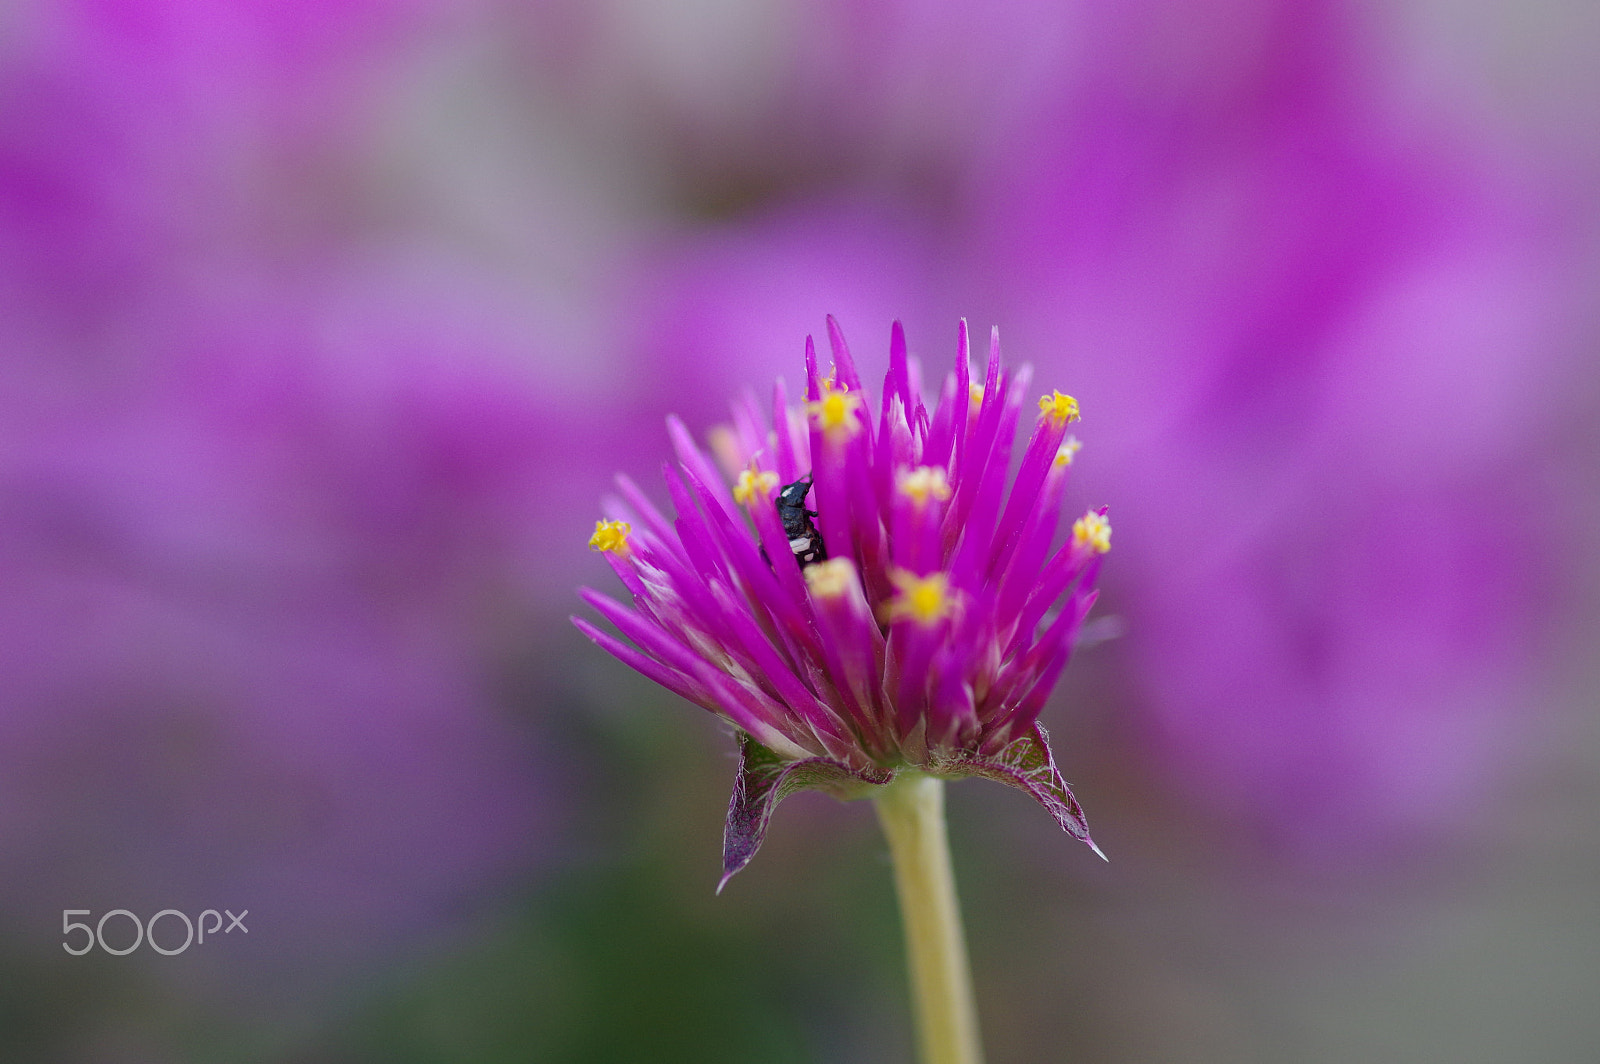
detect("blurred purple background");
top-left (3, 1), bottom-right (1597, 1061)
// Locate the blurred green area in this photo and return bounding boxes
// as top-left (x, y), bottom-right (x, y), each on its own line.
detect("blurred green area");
top-left (328, 722), bottom-right (902, 1063)
top-left (0, 654), bottom-right (1102, 1063)
top-left (5, 639), bottom-right (1598, 1063)
top-left (0, 683), bottom-right (901, 1063)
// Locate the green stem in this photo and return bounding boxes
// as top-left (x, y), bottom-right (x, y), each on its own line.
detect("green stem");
top-left (874, 774), bottom-right (985, 1064)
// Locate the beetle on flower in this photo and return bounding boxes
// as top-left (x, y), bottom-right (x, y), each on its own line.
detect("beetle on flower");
top-left (575, 318), bottom-right (1110, 890)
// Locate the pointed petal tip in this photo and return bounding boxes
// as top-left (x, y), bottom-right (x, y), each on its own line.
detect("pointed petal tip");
top-left (715, 858), bottom-right (752, 894)
top-left (574, 586), bottom-right (613, 612)
top-left (1088, 838), bottom-right (1109, 862)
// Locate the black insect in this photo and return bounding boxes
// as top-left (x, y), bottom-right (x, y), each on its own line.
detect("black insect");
top-left (769, 473), bottom-right (827, 568)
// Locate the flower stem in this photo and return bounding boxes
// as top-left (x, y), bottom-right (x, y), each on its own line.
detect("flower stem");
top-left (874, 774), bottom-right (985, 1064)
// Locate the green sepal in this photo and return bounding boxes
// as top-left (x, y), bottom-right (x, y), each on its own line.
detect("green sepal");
top-left (718, 724), bottom-right (1101, 892)
top-left (719, 732), bottom-right (893, 892)
top-left (930, 724), bottom-right (1105, 860)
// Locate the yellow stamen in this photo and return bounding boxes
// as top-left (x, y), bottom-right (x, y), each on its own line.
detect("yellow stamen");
top-left (886, 569), bottom-right (958, 626)
top-left (968, 383), bottom-right (985, 413)
top-left (588, 519), bottom-right (632, 555)
top-left (804, 557), bottom-right (856, 599)
top-left (1054, 436), bottom-right (1083, 468)
top-left (1039, 390), bottom-right (1081, 425)
top-left (1072, 510), bottom-right (1111, 554)
top-left (706, 425), bottom-right (743, 480)
top-left (733, 465), bottom-right (779, 506)
top-left (896, 466), bottom-right (953, 506)
top-left (806, 381), bottom-right (863, 437)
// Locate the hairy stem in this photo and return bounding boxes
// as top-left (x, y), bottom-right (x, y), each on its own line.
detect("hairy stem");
top-left (874, 774), bottom-right (985, 1064)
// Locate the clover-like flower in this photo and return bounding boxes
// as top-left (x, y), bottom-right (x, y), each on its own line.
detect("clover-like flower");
top-left (575, 318), bottom-right (1109, 889)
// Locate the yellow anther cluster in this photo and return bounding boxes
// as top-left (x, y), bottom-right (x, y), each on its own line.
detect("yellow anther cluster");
top-left (969, 383), bottom-right (985, 411)
top-left (806, 383), bottom-right (863, 436)
top-left (1039, 390), bottom-right (1081, 425)
top-left (804, 557), bottom-right (856, 599)
top-left (1072, 510), bottom-right (1111, 554)
top-left (588, 519), bottom-right (632, 555)
top-left (733, 466), bottom-right (778, 506)
top-left (896, 465), bottom-right (953, 506)
top-left (886, 569), bottom-right (958, 626)
top-left (1054, 436), bottom-right (1083, 468)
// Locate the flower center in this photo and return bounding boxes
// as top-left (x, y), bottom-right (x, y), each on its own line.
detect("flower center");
top-left (896, 465), bottom-right (953, 506)
top-left (733, 465), bottom-right (779, 506)
top-left (588, 519), bottom-right (632, 555)
top-left (1038, 390), bottom-right (1081, 425)
top-left (807, 382), bottom-right (864, 437)
top-left (887, 570), bottom-right (958, 626)
top-left (1071, 509), bottom-right (1111, 553)
top-left (803, 557), bottom-right (856, 598)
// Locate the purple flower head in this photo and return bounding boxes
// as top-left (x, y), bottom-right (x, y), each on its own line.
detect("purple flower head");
top-left (575, 318), bottom-right (1109, 888)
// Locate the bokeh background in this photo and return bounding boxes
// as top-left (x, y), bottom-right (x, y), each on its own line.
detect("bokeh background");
top-left (3, 1), bottom-right (1597, 1060)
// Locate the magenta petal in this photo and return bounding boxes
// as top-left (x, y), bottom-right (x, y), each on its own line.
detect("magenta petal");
top-left (571, 615), bottom-right (711, 709)
top-left (576, 587), bottom-right (787, 748)
top-left (843, 436), bottom-right (889, 592)
top-left (886, 618), bottom-right (944, 738)
top-left (890, 484), bottom-right (946, 576)
top-left (662, 463), bottom-right (733, 585)
top-left (603, 548), bottom-right (650, 605)
top-left (728, 390), bottom-right (771, 473)
top-left (705, 579), bottom-right (855, 756)
top-left (924, 372), bottom-right (959, 473)
top-left (926, 649), bottom-right (979, 751)
top-left (953, 366), bottom-right (1030, 578)
top-left (577, 589), bottom-right (718, 688)
top-left (824, 313), bottom-right (866, 396)
top-left (1006, 541), bottom-right (1099, 658)
top-left (615, 473), bottom-right (678, 544)
top-left (772, 378), bottom-right (800, 483)
top-left (748, 486), bottom-right (816, 620)
top-left (988, 407), bottom-right (1069, 576)
top-left (993, 478), bottom-right (1064, 634)
top-left (950, 320), bottom-right (973, 485)
top-left (680, 462), bottom-right (813, 649)
top-left (806, 558), bottom-right (890, 749)
top-left (804, 334), bottom-right (823, 402)
top-left (885, 319), bottom-right (912, 420)
top-left (668, 414), bottom-right (735, 513)
top-left (989, 589), bottom-right (1098, 739)
top-left (810, 437), bottom-right (855, 574)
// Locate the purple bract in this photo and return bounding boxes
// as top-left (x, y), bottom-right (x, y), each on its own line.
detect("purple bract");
top-left (575, 319), bottom-right (1109, 887)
